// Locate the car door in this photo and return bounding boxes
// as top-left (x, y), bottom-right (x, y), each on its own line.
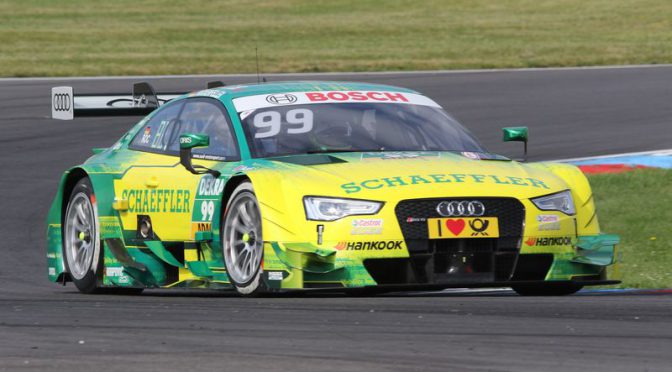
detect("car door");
top-left (113, 98), bottom-right (240, 242)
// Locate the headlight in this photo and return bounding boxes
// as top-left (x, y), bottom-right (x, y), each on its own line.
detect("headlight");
top-left (304, 197), bottom-right (383, 221)
top-left (531, 190), bottom-right (576, 215)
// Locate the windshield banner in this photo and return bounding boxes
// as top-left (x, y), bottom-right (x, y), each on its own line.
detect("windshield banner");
top-left (233, 91), bottom-right (441, 112)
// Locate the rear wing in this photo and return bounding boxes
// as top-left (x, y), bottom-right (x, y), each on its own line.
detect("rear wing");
top-left (51, 81), bottom-right (225, 120)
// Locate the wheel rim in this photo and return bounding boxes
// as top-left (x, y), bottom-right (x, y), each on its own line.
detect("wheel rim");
top-left (64, 192), bottom-right (97, 280)
top-left (223, 193), bottom-right (263, 284)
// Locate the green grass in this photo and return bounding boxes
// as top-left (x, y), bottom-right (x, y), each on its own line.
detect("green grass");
top-left (1, 0), bottom-right (672, 77)
top-left (588, 168), bottom-right (672, 288)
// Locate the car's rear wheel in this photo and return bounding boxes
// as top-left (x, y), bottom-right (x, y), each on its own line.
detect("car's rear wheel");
top-left (512, 283), bottom-right (583, 296)
top-left (63, 178), bottom-right (102, 294)
top-left (222, 182), bottom-right (265, 296)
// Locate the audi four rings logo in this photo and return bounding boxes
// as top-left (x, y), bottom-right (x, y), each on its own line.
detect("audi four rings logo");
top-left (53, 93), bottom-right (71, 112)
top-left (436, 201), bottom-right (486, 217)
top-left (266, 93), bottom-right (298, 105)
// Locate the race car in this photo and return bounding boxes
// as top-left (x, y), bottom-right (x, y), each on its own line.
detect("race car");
top-left (46, 81), bottom-right (620, 296)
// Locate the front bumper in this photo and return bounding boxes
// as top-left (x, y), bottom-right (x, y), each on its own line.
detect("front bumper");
top-left (261, 233), bottom-right (620, 291)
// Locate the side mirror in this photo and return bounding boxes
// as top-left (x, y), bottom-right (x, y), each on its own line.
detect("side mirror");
top-left (179, 133), bottom-right (220, 177)
top-left (502, 126), bottom-right (528, 161)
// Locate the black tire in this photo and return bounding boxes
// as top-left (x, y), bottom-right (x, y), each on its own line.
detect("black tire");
top-left (221, 182), bottom-right (266, 296)
top-left (63, 178), bottom-right (144, 295)
top-left (512, 283), bottom-right (583, 296)
top-left (62, 178), bottom-right (102, 294)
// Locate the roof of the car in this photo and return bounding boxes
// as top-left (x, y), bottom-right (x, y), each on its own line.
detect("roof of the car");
top-left (193, 80), bottom-right (420, 100)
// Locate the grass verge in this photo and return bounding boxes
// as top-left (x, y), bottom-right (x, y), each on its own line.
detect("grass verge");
top-left (1, 0), bottom-right (672, 77)
top-left (588, 168), bottom-right (672, 288)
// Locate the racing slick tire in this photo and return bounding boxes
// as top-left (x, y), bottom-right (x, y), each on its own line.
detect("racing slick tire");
top-left (63, 178), bottom-right (143, 295)
top-left (511, 283), bottom-right (583, 296)
top-left (222, 182), bottom-right (266, 296)
top-left (63, 178), bottom-right (102, 294)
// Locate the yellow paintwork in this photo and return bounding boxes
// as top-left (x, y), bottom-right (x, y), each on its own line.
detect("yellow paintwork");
top-left (108, 150), bottom-right (601, 286)
top-left (112, 152), bottom-right (217, 241)
top-left (246, 154), bottom-right (596, 262)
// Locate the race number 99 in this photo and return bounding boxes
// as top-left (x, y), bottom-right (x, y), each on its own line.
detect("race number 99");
top-left (253, 109), bottom-right (313, 138)
top-left (200, 200), bottom-right (215, 222)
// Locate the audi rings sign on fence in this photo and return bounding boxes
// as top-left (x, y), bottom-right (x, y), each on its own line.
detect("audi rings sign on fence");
top-left (51, 86), bottom-right (74, 120)
top-left (53, 93), bottom-right (71, 112)
top-left (436, 200), bottom-right (486, 217)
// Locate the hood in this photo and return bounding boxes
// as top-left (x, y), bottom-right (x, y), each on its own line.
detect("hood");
top-left (256, 151), bottom-right (569, 201)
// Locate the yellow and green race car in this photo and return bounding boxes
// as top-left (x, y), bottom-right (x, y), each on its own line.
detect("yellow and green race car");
top-left (46, 81), bottom-right (619, 296)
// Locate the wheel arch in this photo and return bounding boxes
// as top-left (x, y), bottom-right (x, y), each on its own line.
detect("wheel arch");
top-left (221, 174), bottom-right (252, 213)
top-left (61, 167), bottom-right (90, 225)
top-left (48, 166), bottom-right (120, 283)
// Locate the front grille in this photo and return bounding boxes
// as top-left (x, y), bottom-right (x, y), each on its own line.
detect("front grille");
top-left (362, 198), bottom-right (527, 285)
top-left (395, 197), bottom-right (525, 240)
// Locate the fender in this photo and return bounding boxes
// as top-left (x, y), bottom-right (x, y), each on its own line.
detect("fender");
top-left (46, 166), bottom-right (126, 283)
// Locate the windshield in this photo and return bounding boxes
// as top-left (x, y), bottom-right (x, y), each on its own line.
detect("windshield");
top-left (237, 99), bottom-right (487, 158)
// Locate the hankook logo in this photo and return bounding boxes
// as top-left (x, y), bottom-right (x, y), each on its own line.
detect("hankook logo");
top-left (266, 93), bottom-right (298, 105)
top-left (52, 93), bottom-right (71, 112)
top-left (436, 201), bottom-right (485, 217)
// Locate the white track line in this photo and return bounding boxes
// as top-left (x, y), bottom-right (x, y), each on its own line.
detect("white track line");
top-left (1, 64), bottom-right (672, 82)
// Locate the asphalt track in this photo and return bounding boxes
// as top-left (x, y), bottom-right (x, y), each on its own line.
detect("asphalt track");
top-left (1, 67), bottom-right (672, 371)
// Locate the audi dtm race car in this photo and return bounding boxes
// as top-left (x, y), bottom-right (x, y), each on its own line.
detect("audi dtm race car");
top-left (46, 81), bottom-right (620, 296)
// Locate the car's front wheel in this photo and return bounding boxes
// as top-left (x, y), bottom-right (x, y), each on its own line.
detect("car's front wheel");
top-left (63, 178), bottom-right (102, 294)
top-left (222, 182), bottom-right (265, 296)
top-left (512, 283), bottom-right (583, 296)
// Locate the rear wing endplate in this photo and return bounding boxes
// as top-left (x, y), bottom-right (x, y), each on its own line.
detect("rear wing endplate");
top-left (50, 81), bottom-right (225, 120)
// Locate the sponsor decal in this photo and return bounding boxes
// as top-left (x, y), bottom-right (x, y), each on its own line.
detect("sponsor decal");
top-left (427, 217), bottom-right (499, 239)
top-left (334, 240), bottom-right (403, 251)
top-left (341, 174), bottom-right (550, 193)
top-left (198, 176), bottom-right (225, 197)
top-left (106, 267), bottom-right (124, 276)
top-left (351, 219), bottom-right (383, 235)
top-left (120, 189), bottom-right (191, 213)
top-left (193, 153), bottom-right (226, 161)
top-left (361, 152), bottom-right (440, 160)
top-left (537, 214), bottom-right (561, 231)
top-left (524, 236), bottom-right (573, 247)
top-left (232, 91), bottom-right (441, 112)
top-left (233, 165), bottom-right (255, 173)
top-left (149, 120), bottom-right (172, 149)
top-left (461, 151), bottom-right (481, 160)
top-left (267, 271), bottom-right (284, 281)
top-left (191, 222), bottom-right (212, 237)
top-left (106, 267), bottom-right (129, 283)
top-left (48, 267), bottom-right (56, 276)
top-left (406, 217), bottom-right (427, 223)
top-left (141, 126), bottom-right (151, 144)
top-left (199, 89), bottom-right (226, 99)
top-left (468, 218), bottom-right (490, 236)
top-left (306, 91), bottom-right (409, 103)
top-left (266, 93), bottom-right (298, 105)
